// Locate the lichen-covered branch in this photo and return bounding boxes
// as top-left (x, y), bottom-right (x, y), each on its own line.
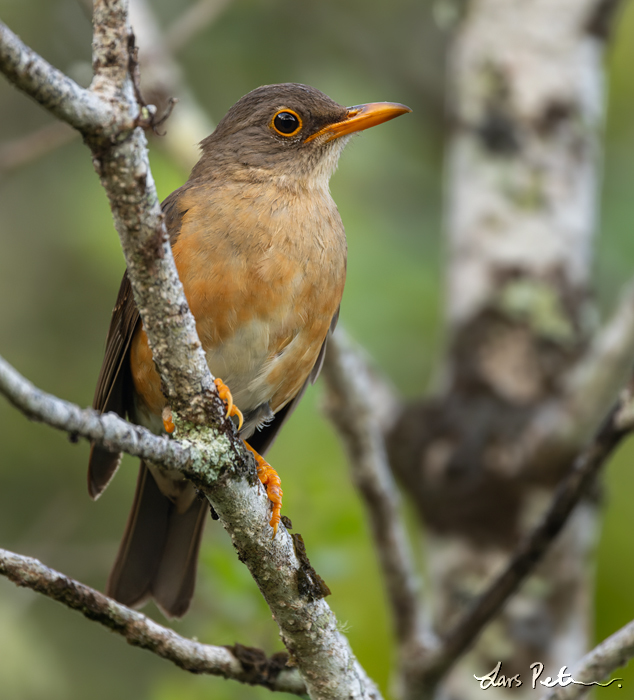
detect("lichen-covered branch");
top-left (0, 7), bottom-right (221, 427)
top-left (0, 547), bottom-right (306, 696)
top-left (0, 3), bottom-right (382, 697)
top-left (202, 473), bottom-right (381, 700)
top-left (0, 354), bottom-right (199, 470)
top-left (87, 0), bottom-right (227, 428)
top-left (0, 22), bottom-right (112, 130)
top-left (0, 347), bottom-right (379, 700)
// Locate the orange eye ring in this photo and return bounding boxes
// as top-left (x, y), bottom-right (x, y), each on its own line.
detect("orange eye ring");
top-left (270, 109), bottom-right (303, 137)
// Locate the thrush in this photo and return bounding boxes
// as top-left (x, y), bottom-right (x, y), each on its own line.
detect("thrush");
top-left (89, 83), bottom-right (410, 618)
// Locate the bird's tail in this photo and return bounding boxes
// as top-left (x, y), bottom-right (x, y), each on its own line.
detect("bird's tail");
top-left (106, 462), bottom-right (207, 619)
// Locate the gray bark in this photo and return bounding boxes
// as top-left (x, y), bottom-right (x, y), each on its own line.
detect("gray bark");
top-left (388, 1), bottom-right (625, 697)
top-left (0, 3), bottom-right (382, 698)
top-left (0, 547), bottom-right (307, 695)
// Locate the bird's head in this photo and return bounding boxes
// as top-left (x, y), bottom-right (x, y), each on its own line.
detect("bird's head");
top-left (194, 83), bottom-right (411, 189)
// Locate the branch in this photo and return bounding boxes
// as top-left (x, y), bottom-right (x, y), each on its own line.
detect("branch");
top-left (1, 7), bottom-right (382, 697)
top-left (165, 0), bottom-right (233, 55)
top-left (90, 1), bottom-right (227, 427)
top-left (539, 620), bottom-right (632, 700)
top-left (0, 121), bottom-right (77, 174)
top-left (419, 370), bottom-right (634, 687)
top-left (558, 281), bottom-right (634, 444)
top-left (1, 9), bottom-right (221, 425)
top-left (0, 547), bottom-right (306, 696)
top-left (0, 354), bottom-right (202, 471)
top-left (321, 331), bottom-right (432, 662)
top-left (129, 0), bottom-right (214, 171)
top-left (0, 346), bottom-right (379, 699)
top-left (0, 22), bottom-right (111, 132)
top-left (1, 4), bottom-right (223, 426)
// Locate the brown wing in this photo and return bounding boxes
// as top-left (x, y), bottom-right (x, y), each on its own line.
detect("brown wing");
top-left (248, 308), bottom-right (340, 456)
top-left (87, 271), bottom-right (140, 498)
top-left (88, 186), bottom-right (189, 499)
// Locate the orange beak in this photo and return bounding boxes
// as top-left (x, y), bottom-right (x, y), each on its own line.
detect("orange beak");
top-left (304, 102), bottom-right (412, 144)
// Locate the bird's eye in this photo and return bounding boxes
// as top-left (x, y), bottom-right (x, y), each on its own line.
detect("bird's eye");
top-left (271, 109), bottom-right (302, 137)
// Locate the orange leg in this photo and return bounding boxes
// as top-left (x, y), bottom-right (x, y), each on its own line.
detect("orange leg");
top-left (162, 378), bottom-right (244, 434)
top-left (214, 377), bottom-right (244, 430)
top-left (244, 442), bottom-right (283, 536)
top-left (162, 406), bottom-right (176, 434)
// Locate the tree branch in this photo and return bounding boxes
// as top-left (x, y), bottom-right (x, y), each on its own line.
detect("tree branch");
top-left (89, 1), bottom-right (227, 428)
top-left (321, 331), bottom-right (434, 692)
top-left (0, 21), bottom-right (111, 131)
top-left (418, 370), bottom-right (634, 688)
top-left (0, 345), bottom-right (379, 700)
top-left (539, 619), bottom-right (632, 700)
top-left (0, 354), bottom-right (202, 471)
top-left (0, 8), bottom-right (222, 426)
top-left (0, 5), bottom-right (382, 697)
top-left (0, 121), bottom-right (77, 174)
top-left (0, 547), bottom-right (307, 696)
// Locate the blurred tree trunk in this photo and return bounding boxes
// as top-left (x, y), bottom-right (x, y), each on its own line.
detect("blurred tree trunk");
top-left (389, 1), bottom-right (620, 696)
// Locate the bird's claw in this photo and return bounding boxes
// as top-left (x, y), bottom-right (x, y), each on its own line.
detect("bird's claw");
top-left (244, 442), bottom-right (283, 537)
top-left (162, 406), bottom-right (176, 434)
top-left (214, 377), bottom-right (244, 431)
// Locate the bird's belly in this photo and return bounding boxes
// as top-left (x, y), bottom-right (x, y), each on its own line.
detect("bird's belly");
top-left (130, 285), bottom-right (338, 425)
top-left (201, 316), bottom-right (274, 411)
top-left (197, 300), bottom-right (331, 416)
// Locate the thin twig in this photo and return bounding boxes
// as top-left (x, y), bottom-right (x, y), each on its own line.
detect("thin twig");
top-left (419, 371), bottom-right (634, 687)
top-left (539, 619), bottom-right (633, 700)
top-left (0, 121), bottom-right (77, 174)
top-left (560, 281), bottom-right (634, 443)
top-left (0, 547), bottom-right (306, 695)
top-left (0, 354), bottom-right (200, 471)
top-left (322, 330), bottom-right (429, 651)
top-left (165, 0), bottom-right (233, 54)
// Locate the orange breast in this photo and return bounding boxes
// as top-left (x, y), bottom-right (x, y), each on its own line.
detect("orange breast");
top-left (130, 179), bottom-right (346, 421)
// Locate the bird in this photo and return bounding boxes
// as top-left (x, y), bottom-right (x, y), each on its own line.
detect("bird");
top-left (88, 83), bottom-right (411, 618)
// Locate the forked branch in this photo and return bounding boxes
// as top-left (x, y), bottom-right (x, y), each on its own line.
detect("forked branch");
top-left (0, 4), bottom-right (381, 698)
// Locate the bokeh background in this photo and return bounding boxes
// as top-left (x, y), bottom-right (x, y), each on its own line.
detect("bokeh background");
top-left (1, 1), bottom-right (634, 698)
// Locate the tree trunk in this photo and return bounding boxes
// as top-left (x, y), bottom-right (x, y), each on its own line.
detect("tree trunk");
top-left (389, 1), bottom-right (617, 696)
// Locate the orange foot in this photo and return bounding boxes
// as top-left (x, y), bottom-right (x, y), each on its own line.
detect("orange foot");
top-left (214, 377), bottom-right (244, 431)
top-left (162, 406), bottom-right (175, 434)
top-left (244, 442), bottom-right (283, 536)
